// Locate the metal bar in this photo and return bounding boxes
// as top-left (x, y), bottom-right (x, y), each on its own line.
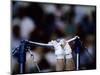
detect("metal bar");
top-left (76, 53), bottom-right (79, 70)
top-left (25, 36), bottom-right (79, 47)
top-left (25, 40), bottom-right (53, 47)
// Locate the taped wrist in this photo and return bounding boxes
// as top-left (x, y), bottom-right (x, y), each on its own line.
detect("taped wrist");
top-left (56, 54), bottom-right (64, 59)
top-left (65, 54), bottom-right (72, 59)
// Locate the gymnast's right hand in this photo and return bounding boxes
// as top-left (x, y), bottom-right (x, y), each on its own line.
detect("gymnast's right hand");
top-left (48, 40), bottom-right (64, 59)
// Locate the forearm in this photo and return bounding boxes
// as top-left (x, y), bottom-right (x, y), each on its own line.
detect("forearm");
top-left (65, 58), bottom-right (75, 71)
top-left (56, 59), bottom-right (65, 71)
top-left (63, 41), bottom-right (75, 71)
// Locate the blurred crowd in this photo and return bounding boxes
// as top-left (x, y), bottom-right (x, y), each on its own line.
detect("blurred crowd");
top-left (11, 1), bottom-right (96, 73)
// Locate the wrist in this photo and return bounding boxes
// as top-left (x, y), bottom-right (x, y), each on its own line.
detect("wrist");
top-left (56, 54), bottom-right (64, 59)
top-left (65, 53), bottom-right (72, 59)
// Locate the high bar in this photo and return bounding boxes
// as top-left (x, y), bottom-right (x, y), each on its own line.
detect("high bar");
top-left (25, 36), bottom-right (80, 47)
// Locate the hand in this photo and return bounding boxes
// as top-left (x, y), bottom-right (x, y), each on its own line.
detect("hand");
top-left (64, 42), bottom-right (72, 59)
top-left (59, 39), bottom-right (72, 59)
top-left (48, 40), bottom-right (64, 59)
